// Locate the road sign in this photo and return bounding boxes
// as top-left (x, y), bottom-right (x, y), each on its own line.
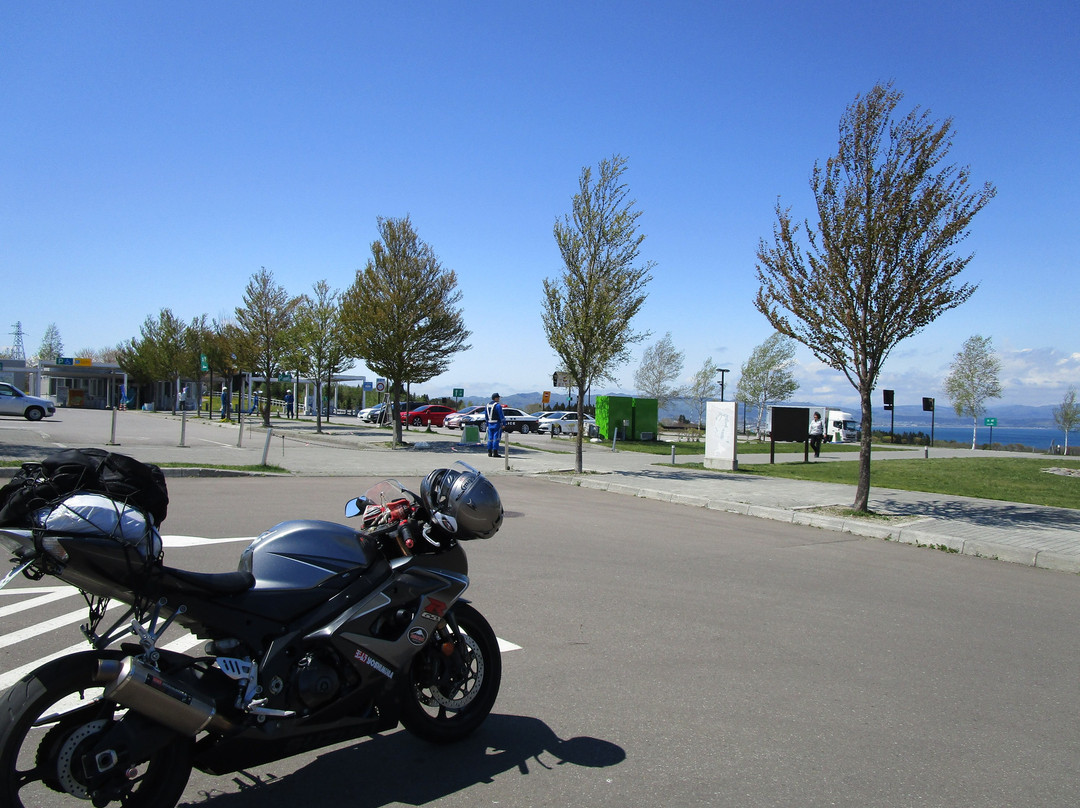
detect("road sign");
top-left (363, 381), bottom-right (373, 390)
top-left (542, 390), bottom-right (551, 404)
top-left (376, 379), bottom-right (386, 392)
top-left (453, 388), bottom-right (464, 397)
top-left (984, 417), bottom-right (998, 427)
top-left (278, 373), bottom-right (292, 382)
top-left (200, 354), bottom-right (209, 372)
top-left (57, 357), bottom-right (73, 365)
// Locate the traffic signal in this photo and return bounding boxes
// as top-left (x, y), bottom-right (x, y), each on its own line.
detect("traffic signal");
top-left (883, 389), bottom-right (894, 411)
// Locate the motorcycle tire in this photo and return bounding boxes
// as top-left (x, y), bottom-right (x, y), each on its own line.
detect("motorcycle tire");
top-left (399, 602), bottom-right (501, 744)
top-left (0, 652), bottom-right (193, 808)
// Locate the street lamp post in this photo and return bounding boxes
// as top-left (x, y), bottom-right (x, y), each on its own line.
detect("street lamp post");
top-left (718, 368), bottom-right (730, 402)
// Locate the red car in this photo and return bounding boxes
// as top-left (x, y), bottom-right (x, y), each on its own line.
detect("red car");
top-left (399, 404), bottom-right (456, 427)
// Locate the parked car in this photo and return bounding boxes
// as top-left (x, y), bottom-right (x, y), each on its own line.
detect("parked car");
top-left (356, 402), bottom-right (385, 422)
top-left (537, 411), bottom-right (596, 435)
top-left (444, 405), bottom-right (485, 429)
top-left (0, 383), bottom-right (55, 421)
top-left (500, 407), bottom-right (540, 434)
top-left (399, 404), bottom-right (456, 427)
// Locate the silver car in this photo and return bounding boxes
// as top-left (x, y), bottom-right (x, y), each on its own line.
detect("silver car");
top-left (0, 383), bottom-right (55, 421)
top-left (537, 411), bottom-right (595, 435)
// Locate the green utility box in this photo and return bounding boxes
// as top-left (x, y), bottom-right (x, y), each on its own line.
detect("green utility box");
top-left (596, 395), bottom-right (634, 440)
top-left (462, 425), bottom-right (481, 444)
top-left (631, 398), bottom-right (659, 440)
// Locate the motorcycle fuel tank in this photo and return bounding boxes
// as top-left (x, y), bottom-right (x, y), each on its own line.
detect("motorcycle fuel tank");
top-left (239, 520), bottom-right (376, 590)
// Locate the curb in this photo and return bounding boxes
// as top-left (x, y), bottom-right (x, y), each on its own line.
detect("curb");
top-left (538, 472), bottom-right (1080, 575)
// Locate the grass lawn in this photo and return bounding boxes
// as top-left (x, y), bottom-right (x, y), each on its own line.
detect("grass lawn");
top-left (723, 457), bottom-right (1080, 510)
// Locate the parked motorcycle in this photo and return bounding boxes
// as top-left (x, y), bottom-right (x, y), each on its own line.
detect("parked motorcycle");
top-left (0, 459), bottom-right (503, 808)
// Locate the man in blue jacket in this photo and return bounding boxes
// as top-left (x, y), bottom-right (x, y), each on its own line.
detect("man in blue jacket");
top-left (486, 393), bottom-right (506, 458)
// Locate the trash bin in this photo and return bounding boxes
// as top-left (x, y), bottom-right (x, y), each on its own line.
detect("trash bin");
top-left (462, 425), bottom-right (481, 444)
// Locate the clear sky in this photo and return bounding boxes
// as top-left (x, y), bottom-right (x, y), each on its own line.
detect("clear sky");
top-left (3, 1), bottom-right (1077, 409)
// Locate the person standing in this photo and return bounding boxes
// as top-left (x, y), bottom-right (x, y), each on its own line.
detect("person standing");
top-left (220, 385), bottom-right (230, 421)
top-left (284, 390), bottom-right (294, 419)
top-left (809, 411), bottom-right (825, 458)
top-left (486, 393), bottom-right (506, 458)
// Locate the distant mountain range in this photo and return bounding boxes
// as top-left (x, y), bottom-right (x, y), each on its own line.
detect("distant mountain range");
top-left (465, 392), bottom-right (1062, 430)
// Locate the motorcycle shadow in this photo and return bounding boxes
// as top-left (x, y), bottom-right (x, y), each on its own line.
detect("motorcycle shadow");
top-left (181, 713), bottom-right (626, 806)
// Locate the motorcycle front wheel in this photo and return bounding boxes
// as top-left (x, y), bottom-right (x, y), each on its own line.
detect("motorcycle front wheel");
top-left (399, 602), bottom-right (502, 743)
top-left (0, 652), bottom-right (193, 808)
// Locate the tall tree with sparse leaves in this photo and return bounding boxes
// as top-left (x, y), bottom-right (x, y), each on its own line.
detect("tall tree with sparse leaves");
top-left (341, 216), bottom-right (470, 447)
top-left (686, 356), bottom-right (721, 433)
top-left (735, 332), bottom-right (799, 438)
top-left (543, 154), bottom-right (654, 472)
top-left (1052, 387), bottom-right (1079, 454)
top-left (292, 280), bottom-right (354, 433)
top-left (943, 334), bottom-right (1003, 449)
top-left (633, 332), bottom-right (684, 410)
top-left (235, 267), bottom-right (299, 426)
top-left (754, 82), bottom-right (995, 511)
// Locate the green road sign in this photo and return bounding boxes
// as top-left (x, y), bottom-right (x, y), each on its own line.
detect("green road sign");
top-left (200, 354), bottom-right (209, 372)
top-left (453, 388), bottom-right (464, 397)
top-left (984, 417), bottom-right (998, 427)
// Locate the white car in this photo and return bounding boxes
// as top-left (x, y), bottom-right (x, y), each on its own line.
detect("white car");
top-left (0, 383), bottom-right (55, 421)
top-left (356, 402), bottom-right (386, 422)
top-left (537, 411), bottom-right (596, 435)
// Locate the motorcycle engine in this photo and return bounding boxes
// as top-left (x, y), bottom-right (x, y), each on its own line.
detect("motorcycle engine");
top-left (289, 652), bottom-right (342, 711)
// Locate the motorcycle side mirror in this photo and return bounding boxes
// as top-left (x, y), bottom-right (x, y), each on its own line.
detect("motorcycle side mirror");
top-left (344, 496), bottom-right (373, 518)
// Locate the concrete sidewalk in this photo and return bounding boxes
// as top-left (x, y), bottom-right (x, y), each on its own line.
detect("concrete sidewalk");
top-left (4, 409), bottom-right (1079, 574)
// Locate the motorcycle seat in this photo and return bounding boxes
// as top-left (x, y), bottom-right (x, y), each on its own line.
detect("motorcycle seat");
top-left (157, 566), bottom-right (256, 595)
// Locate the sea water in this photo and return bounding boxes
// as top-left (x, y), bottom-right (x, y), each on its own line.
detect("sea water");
top-left (876, 425), bottom-right (1071, 451)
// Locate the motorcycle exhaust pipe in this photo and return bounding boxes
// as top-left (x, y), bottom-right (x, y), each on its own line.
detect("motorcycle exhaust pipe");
top-left (96, 658), bottom-right (234, 735)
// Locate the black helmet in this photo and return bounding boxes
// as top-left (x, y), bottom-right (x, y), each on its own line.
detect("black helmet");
top-left (420, 466), bottom-right (503, 540)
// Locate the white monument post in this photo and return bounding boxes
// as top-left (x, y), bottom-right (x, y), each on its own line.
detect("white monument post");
top-left (704, 400), bottom-right (738, 471)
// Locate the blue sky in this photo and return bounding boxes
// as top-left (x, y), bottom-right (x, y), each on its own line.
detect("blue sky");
top-left (3, 1), bottom-right (1077, 409)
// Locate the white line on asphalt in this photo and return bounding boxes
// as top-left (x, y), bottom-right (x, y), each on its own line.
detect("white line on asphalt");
top-left (162, 535), bottom-right (257, 547)
top-left (0, 602), bottom-right (123, 651)
top-left (0, 587), bottom-right (75, 618)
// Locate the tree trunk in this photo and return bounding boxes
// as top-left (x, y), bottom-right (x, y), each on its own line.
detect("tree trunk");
top-left (574, 383), bottom-right (586, 473)
top-left (853, 385), bottom-right (874, 512)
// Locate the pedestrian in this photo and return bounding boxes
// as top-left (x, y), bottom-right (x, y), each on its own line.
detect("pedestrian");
top-left (809, 411), bottom-right (825, 458)
top-left (249, 386), bottom-right (260, 415)
top-left (284, 390), bottom-right (294, 419)
top-left (486, 393), bottom-right (506, 458)
top-left (220, 385), bottom-right (230, 420)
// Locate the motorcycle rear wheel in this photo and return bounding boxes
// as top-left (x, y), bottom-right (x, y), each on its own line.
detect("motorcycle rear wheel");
top-left (399, 602), bottom-right (501, 743)
top-left (0, 652), bottom-right (193, 808)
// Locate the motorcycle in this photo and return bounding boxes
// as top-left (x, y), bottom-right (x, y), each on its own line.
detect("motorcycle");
top-left (0, 459), bottom-right (503, 808)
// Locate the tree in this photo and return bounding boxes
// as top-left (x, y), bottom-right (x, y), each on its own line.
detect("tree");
top-left (754, 82), bottom-right (995, 510)
top-left (341, 216), bottom-right (470, 446)
top-left (633, 332), bottom-right (684, 410)
top-left (180, 315), bottom-right (212, 416)
top-left (234, 267), bottom-right (299, 426)
top-left (736, 332), bottom-right (799, 438)
top-left (1052, 387), bottom-right (1080, 454)
top-left (943, 334), bottom-right (1004, 449)
top-left (117, 309), bottom-right (186, 412)
top-left (34, 323), bottom-right (63, 364)
top-left (292, 281), bottom-right (354, 433)
top-left (685, 356), bottom-right (721, 434)
top-left (543, 154), bottom-right (654, 472)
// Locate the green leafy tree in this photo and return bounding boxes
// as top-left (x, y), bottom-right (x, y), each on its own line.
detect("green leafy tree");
top-left (543, 154), bottom-right (654, 472)
top-left (943, 334), bottom-right (1004, 449)
top-left (34, 323), bottom-right (63, 365)
top-left (1052, 387), bottom-right (1080, 454)
top-left (180, 315), bottom-right (212, 416)
top-left (117, 308), bottom-right (186, 412)
top-left (754, 82), bottom-right (995, 510)
top-left (685, 356), bottom-right (721, 435)
top-left (341, 216), bottom-right (470, 446)
top-left (234, 267), bottom-right (299, 426)
top-left (633, 332), bottom-right (684, 410)
top-left (736, 332), bottom-right (799, 438)
top-left (292, 280), bottom-right (354, 433)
